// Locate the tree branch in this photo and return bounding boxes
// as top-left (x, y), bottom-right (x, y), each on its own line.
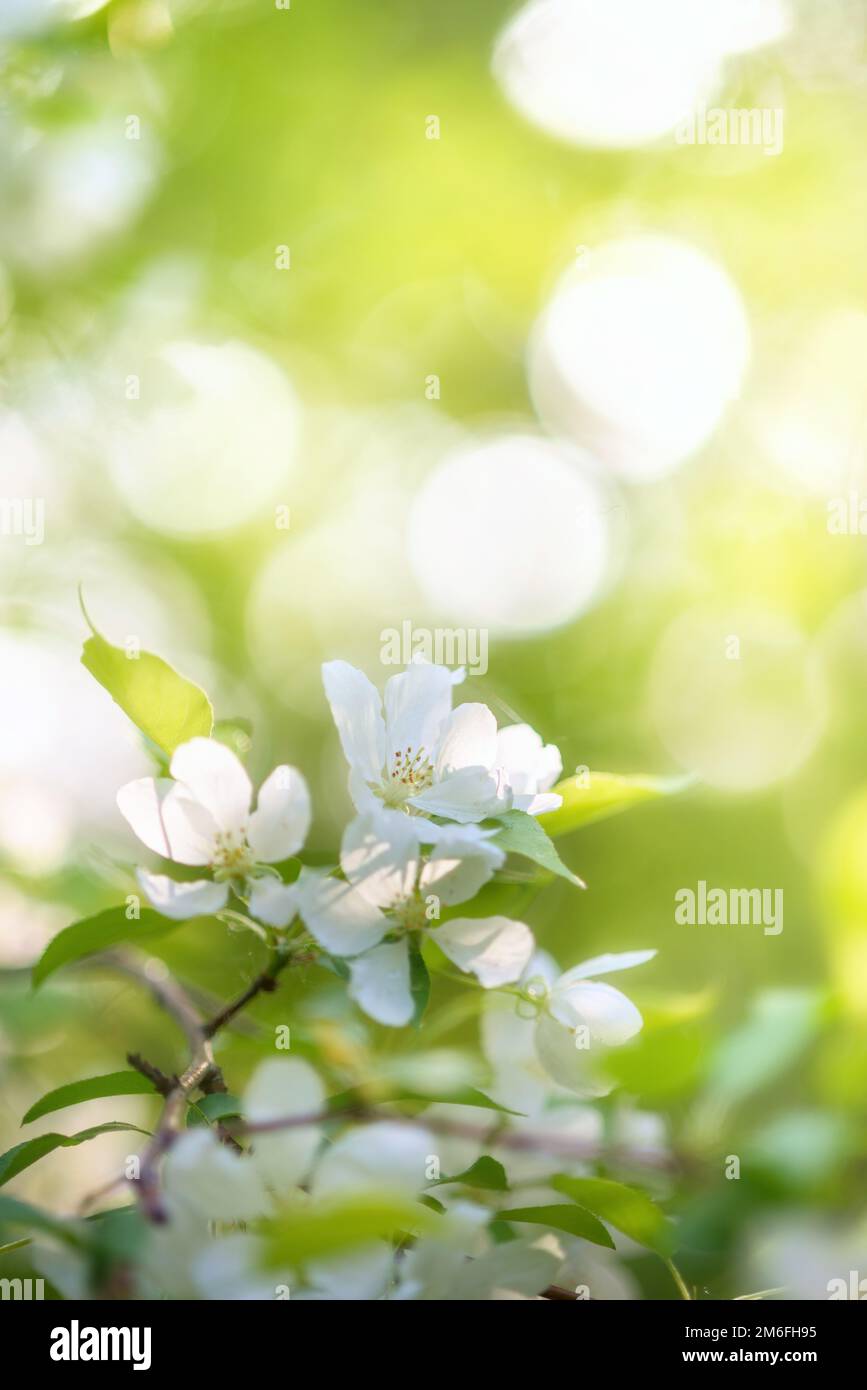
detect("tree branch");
top-left (230, 1105), bottom-right (683, 1173)
top-left (95, 950), bottom-right (227, 1222)
top-left (201, 947), bottom-right (307, 1038)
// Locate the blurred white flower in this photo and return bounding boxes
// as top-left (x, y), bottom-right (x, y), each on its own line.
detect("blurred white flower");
top-left (117, 736), bottom-right (311, 919)
top-left (486, 950), bottom-right (655, 1098)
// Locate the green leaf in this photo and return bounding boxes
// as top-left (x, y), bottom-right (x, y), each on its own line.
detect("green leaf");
top-left (80, 592), bottom-right (213, 758)
top-left (706, 989), bottom-right (823, 1107)
top-left (186, 1094), bottom-right (242, 1127)
top-left (498, 1203), bottom-right (615, 1249)
top-left (551, 1175), bottom-right (675, 1255)
top-left (409, 938), bottom-right (431, 1029)
top-left (0, 1194), bottom-right (87, 1248)
top-left (0, 1123), bottom-right (148, 1189)
top-left (33, 907), bottom-right (184, 988)
top-left (22, 1071), bottom-right (157, 1124)
top-left (538, 771), bottom-right (692, 838)
top-left (491, 809), bottom-right (584, 887)
top-left (265, 1194), bottom-right (438, 1267)
top-left (327, 1085), bottom-right (522, 1116)
top-left (434, 1155), bottom-right (509, 1191)
top-left (0, 1236), bottom-right (32, 1256)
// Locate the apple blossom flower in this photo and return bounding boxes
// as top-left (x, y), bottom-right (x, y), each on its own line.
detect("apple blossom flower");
top-left (495, 723), bottom-right (563, 815)
top-left (248, 806), bottom-right (534, 1025)
top-left (116, 736), bottom-right (311, 920)
top-left (322, 658), bottom-right (561, 823)
top-left (484, 949), bottom-right (656, 1098)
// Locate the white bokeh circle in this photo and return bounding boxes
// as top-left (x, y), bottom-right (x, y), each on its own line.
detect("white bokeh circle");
top-left (493, 0), bottom-right (790, 150)
top-left (108, 340), bottom-right (300, 536)
top-left (408, 434), bottom-right (612, 634)
top-left (530, 235), bottom-right (751, 481)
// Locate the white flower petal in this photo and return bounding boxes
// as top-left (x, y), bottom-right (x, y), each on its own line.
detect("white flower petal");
top-left (534, 1011), bottom-right (612, 1097)
top-left (308, 1245), bottom-right (394, 1301)
top-left (312, 1121), bottom-right (434, 1198)
top-left (322, 660), bottom-right (386, 783)
top-left (410, 766), bottom-right (510, 823)
top-left (512, 790), bottom-right (563, 815)
top-left (419, 824), bottom-right (505, 906)
top-left (481, 991), bottom-right (538, 1069)
top-left (434, 702), bottom-right (499, 776)
top-left (243, 1057), bottom-right (324, 1190)
top-left (383, 661), bottom-right (457, 763)
top-left (451, 1232), bottom-right (564, 1301)
top-left (163, 1129), bottom-right (270, 1222)
top-left (347, 940), bottom-right (413, 1027)
top-left (432, 915), bottom-right (534, 987)
top-left (170, 737), bottom-right (253, 837)
top-left (295, 869), bottom-right (388, 956)
top-left (159, 785), bottom-right (220, 865)
top-left (496, 723), bottom-right (562, 793)
top-left (137, 870), bottom-right (228, 920)
top-left (247, 765), bottom-right (311, 863)
top-left (247, 876), bottom-right (299, 928)
top-left (117, 778), bottom-right (217, 865)
top-left (557, 949), bottom-right (657, 985)
top-left (116, 778), bottom-right (176, 858)
top-left (340, 809), bottom-right (420, 909)
top-left (191, 1234), bottom-right (277, 1301)
top-left (548, 979), bottom-right (644, 1045)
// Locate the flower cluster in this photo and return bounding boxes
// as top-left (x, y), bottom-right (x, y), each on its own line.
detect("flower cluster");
top-left (116, 656), bottom-right (653, 1091)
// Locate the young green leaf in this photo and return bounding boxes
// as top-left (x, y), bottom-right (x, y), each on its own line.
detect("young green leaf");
top-left (264, 1194), bottom-right (438, 1267)
top-left (433, 1155), bottom-right (509, 1191)
top-left (0, 1123), bottom-right (149, 1188)
top-left (498, 1203), bottom-right (615, 1248)
top-left (32, 907), bottom-right (184, 988)
top-left (80, 592), bottom-right (213, 758)
top-left (491, 809), bottom-right (585, 887)
top-left (326, 1085), bottom-right (522, 1116)
top-left (551, 1175), bottom-right (675, 1255)
top-left (186, 1094), bottom-right (242, 1127)
top-left (538, 771), bottom-right (692, 838)
top-left (22, 1070), bottom-right (157, 1124)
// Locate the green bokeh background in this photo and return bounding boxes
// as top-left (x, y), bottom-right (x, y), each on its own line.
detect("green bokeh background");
top-left (2, 0), bottom-right (867, 1298)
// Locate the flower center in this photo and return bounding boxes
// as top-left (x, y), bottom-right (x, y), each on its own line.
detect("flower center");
top-left (212, 832), bottom-right (254, 879)
top-left (380, 746), bottom-right (435, 805)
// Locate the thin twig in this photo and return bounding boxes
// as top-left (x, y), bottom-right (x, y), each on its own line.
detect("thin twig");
top-left (93, 950), bottom-right (226, 1222)
top-left (230, 1105), bottom-right (682, 1173)
top-left (202, 947), bottom-right (306, 1038)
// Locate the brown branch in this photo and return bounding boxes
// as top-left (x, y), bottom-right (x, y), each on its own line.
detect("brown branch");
top-left (201, 948), bottom-right (306, 1038)
top-left (229, 1105), bottom-right (685, 1174)
top-left (126, 1052), bottom-right (175, 1097)
top-left (94, 949), bottom-right (228, 1222)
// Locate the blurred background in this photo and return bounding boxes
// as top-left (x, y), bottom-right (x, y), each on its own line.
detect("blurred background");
top-left (1, 0), bottom-right (867, 1298)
